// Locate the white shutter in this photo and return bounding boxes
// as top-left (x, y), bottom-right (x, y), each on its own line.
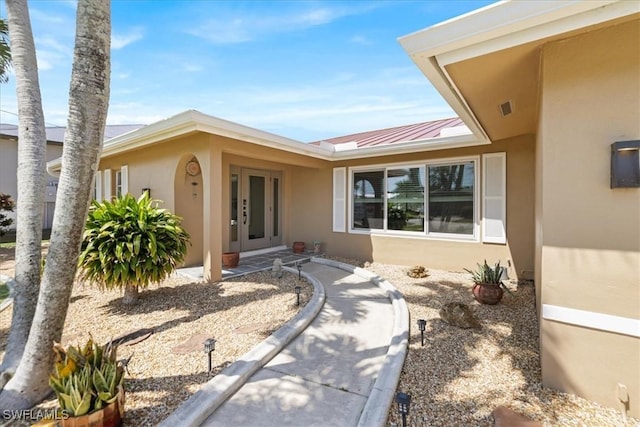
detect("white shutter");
top-left (104, 168), bottom-right (112, 201)
top-left (121, 165), bottom-right (129, 195)
top-left (333, 167), bottom-right (346, 232)
top-left (95, 170), bottom-right (103, 201)
top-left (482, 153), bottom-right (506, 244)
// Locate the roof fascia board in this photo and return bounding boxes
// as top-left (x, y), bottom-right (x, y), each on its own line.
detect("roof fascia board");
top-left (99, 109), bottom-right (333, 160)
top-left (331, 134), bottom-right (488, 160)
top-left (437, 0), bottom-right (640, 66)
top-left (192, 116), bottom-right (333, 160)
top-left (399, 1), bottom-right (618, 57)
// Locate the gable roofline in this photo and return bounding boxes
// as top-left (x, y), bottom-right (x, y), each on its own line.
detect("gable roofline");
top-left (398, 0), bottom-right (639, 137)
top-left (46, 110), bottom-right (489, 174)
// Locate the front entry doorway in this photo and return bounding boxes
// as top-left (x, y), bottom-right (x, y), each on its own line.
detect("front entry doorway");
top-left (230, 167), bottom-right (282, 252)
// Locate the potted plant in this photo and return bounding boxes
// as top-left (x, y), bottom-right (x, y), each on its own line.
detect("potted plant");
top-left (292, 241), bottom-right (305, 253)
top-left (222, 251), bottom-right (239, 268)
top-left (464, 260), bottom-right (511, 305)
top-left (49, 337), bottom-right (126, 427)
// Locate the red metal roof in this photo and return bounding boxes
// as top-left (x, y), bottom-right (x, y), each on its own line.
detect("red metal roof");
top-left (311, 117), bottom-right (464, 148)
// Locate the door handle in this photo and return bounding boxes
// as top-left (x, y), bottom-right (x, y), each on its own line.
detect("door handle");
top-left (243, 199), bottom-right (247, 224)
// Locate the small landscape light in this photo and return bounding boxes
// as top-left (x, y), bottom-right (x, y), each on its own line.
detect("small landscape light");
top-left (294, 286), bottom-right (301, 306)
top-left (395, 392), bottom-right (411, 427)
top-left (297, 262), bottom-right (302, 280)
top-left (417, 319), bottom-right (426, 346)
top-left (203, 338), bottom-right (216, 374)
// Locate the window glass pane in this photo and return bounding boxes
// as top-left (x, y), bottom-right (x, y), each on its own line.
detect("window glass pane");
top-left (273, 178), bottom-right (279, 237)
top-left (115, 171), bottom-right (122, 198)
top-left (249, 175), bottom-right (265, 239)
top-left (387, 167), bottom-right (424, 231)
top-left (428, 162), bottom-right (474, 235)
top-left (353, 170), bottom-right (384, 229)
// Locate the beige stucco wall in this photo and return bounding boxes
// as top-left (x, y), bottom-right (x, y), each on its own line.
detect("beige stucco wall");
top-left (537, 19), bottom-right (640, 417)
top-left (0, 137), bottom-right (63, 230)
top-left (97, 132), bottom-right (326, 279)
top-left (289, 135), bottom-right (535, 278)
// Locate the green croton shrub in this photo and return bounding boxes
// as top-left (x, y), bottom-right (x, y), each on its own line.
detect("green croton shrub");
top-left (78, 193), bottom-right (190, 304)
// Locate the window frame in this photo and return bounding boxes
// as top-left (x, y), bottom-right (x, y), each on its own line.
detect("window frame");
top-left (348, 156), bottom-right (480, 241)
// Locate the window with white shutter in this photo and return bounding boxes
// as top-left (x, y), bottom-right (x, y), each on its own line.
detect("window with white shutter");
top-left (94, 170), bottom-right (103, 201)
top-left (104, 169), bottom-right (112, 201)
top-left (120, 165), bottom-right (129, 196)
top-left (333, 167), bottom-right (346, 232)
top-left (482, 152), bottom-right (506, 244)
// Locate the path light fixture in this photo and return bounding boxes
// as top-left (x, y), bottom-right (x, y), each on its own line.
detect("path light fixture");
top-left (395, 392), bottom-right (411, 427)
top-left (297, 262), bottom-right (302, 280)
top-left (417, 319), bottom-right (426, 346)
top-left (294, 286), bottom-right (301, 306)
top-left (203, 338), bottom-right (216, 374)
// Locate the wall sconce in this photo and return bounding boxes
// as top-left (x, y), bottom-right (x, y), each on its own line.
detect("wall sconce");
top-left (142, 188), bottom-right (151, 197)
top-left (611, 140), bottom-right (640, 188)
top-left (192, 182), bottom-right (198, 199)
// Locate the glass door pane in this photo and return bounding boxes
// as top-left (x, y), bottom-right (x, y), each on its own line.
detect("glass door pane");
top-left (248, 175), bottom-right (265, 240)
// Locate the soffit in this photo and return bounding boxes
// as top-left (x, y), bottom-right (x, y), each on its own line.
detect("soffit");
top-left (444, 41), bottom-right (540, 141)
top-left (439, 13), bottom-right (639, 142)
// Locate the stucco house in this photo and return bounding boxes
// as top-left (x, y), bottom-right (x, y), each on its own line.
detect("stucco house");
top-left (47, 0), bottom-right (639, 418)
top-left (1, 124), bottom-right (65, 230)
top-left (0, 123), bottom-right (142, 232)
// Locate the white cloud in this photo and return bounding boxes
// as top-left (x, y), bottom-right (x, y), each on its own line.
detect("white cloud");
top-left (182, 63), bottom-right (204, 73)
top-left (349, 35), bottom-right (372, 46)
top-left (185, 3), bottom-right (382, 44)
top-left (112, 27), bottom-right (144, 50)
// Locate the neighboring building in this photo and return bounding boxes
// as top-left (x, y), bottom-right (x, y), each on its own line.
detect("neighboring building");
top-left (0, 123), bottom-right (143, 230)
top-left (47, 0), bottom-right (639, 417)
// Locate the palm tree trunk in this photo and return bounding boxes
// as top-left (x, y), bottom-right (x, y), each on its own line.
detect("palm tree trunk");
top-left (0, 0), bottom-right (110, 409)
top-left (123, 283), bottom-right (139, 305)
top-left (0, 0), bottom-right (47, 383)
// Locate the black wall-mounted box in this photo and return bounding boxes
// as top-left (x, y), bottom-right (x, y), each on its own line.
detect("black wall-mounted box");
top-left (611, 140), bottom-right (640, 188)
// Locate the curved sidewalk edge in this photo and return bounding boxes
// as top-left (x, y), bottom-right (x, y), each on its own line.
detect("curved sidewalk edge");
top-left (0, 274), bottom-right (15, 313)
top-left (158, 266), bottom-right (326, 427)
top-left (311, 257), bottom-right (410, 427)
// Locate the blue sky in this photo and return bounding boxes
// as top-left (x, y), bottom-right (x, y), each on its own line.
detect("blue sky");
top-left (0, 1), bottom-right (493, 142)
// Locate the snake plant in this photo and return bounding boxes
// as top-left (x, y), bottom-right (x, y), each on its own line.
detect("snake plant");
top-left (49, 337), bottom-right (125, 416)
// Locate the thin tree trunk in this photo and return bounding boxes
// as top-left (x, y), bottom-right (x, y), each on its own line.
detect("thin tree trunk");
top-left (123, 283), bottom-right (139, 305)
top-left (0, 0), bottom-right (47, 383)
top-left (0, 0), bottom-right (110, 409)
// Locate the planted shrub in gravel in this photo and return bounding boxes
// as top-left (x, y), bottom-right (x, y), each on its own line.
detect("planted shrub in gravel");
top-left (78, 193), bottom-right (190, 305)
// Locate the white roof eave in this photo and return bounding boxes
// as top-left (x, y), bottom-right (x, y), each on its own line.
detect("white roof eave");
top-left (330, 133), bottom-right (488, 160)
top-left (397, 0), bottom-right (637, 141)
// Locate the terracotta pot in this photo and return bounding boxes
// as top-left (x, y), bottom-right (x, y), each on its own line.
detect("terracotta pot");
top-left (292, 242), bottom-right (305, 253)
top-left (62, 386), bottom-right (124, 427)
top-left (222, 252), bottom-right (239, 268)
top-left (472, 283), bottom-right (504, 305)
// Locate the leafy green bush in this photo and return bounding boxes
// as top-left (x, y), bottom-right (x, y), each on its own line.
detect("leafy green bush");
top-left (78, 193), bottom-right (190, 304)
top-left (0, 193), bottom-right (14, 236)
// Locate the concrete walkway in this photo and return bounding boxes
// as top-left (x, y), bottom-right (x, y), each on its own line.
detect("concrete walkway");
top-left (160, 258), bottom-right (408, 427)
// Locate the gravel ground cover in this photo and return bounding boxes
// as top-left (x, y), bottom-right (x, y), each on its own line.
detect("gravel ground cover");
top-left (1, 249), bottom-right (637, 426)
top-left (0, 266), bottom-right (311, 426)
top-left (356, 261), bottom-right (637, 427)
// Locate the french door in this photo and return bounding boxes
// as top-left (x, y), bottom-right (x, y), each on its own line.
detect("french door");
top-left (230, 168), bottom-right (282, 252)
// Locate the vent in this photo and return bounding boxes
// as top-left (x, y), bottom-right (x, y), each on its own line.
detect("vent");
top-left (499, 100), bottom-right (513, 117)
